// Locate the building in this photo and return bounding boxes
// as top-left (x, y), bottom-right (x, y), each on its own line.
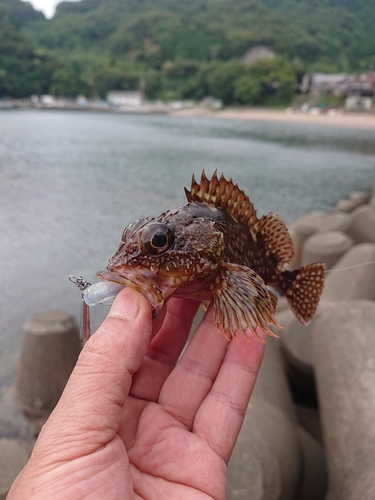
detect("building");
top-left (106, 91), bottom-right (144, 107)
top-left (345, 73), bottom-right (375, 111)
top-left (299, 73), bottom-right (350, 95)
top-left (300, 72), bottom-right (375, 111)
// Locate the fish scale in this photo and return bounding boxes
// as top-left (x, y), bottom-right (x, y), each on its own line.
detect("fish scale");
top-left (96, 171), bottom-right (325, 339)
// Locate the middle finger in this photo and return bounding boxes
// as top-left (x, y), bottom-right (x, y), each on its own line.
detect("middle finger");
top-left (129, 297), bottom-right (200, 401)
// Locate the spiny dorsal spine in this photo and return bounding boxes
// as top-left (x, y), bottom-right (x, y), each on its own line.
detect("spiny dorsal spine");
top-left (184, 170), bottom-right (258, 228)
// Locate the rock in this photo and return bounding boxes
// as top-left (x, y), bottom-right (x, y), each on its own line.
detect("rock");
top-left (301, 231), bottom-right (353, 269)
top-left (0, 438), bottom-right (32, 500)
top-left (311, 301), bottom-right (375, 500)
top-left (346, 205), bottom-right (375, 243)
top-left (322, 243), bottom-right (375, 301)
top-left (16, 310), bottom-right (81, 427)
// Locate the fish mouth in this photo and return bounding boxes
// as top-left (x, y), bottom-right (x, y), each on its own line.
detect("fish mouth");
top-left (97, 268), bottom-right (167, 317)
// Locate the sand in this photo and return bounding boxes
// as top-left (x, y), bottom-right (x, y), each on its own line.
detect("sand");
top-left (169, 107), bottom-right (375, 130)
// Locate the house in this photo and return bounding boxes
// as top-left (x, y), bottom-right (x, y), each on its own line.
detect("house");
top-left (300, 73), bottom-right (350, 95)
top-left (345, 73), bottom-right (375, 111)
top-left (106, 90), bottom-right (144, 107)
top-left (299, 72), bottom-right (375, 111)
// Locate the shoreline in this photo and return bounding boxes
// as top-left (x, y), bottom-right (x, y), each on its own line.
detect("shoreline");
top-left (2, 103), bottom-right (375, 130)
top-left (169, 107), bottom-right (375, 131)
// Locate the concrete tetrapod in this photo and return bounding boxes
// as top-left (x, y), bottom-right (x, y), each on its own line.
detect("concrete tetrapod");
top-left (227, 338), bottom-right (300, 500)
top-left (16, 310), bottom-right (81, 429)
top-left (288, 212), bottom-right (325, 268)
top-left (335, 199), bottom-right (358, 212)
top-left (370, 183), bottom-right (375, 208)
top-left (349, 191), bottom-right (369, 207)
top-left (311, 301), bottom-right (375, 500)
top-left (0, 438), bottom-right (32, 500)
top-left (227, 338), bottom-right (327, 500)
top-left (278, 303), bottom-right (330, 406)
top-left (301, 230), bottom-right (353, 269)
top-left (316, 212), bottom-right (351, 233)
top-left (280, 243), bottom-right (375, 389)
top-left (322, 243), bottom-right (375, 301)
top-left (345, 204), bottom-right (375, 244)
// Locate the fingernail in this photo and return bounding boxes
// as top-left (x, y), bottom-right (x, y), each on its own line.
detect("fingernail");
top-left (110, 288), bottom-right (139, 320)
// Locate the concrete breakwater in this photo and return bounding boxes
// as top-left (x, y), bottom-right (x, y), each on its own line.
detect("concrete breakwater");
top-left (227, 183), bottom-right (375, 500)
top-left (1, 183), bottom-right (375, 499)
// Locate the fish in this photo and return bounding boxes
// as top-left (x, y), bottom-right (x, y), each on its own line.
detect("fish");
top-left (97, 171), bottom-right (325, 340)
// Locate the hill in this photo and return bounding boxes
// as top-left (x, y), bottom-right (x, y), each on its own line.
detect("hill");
top-left (1, 0), bottom-right (375, 102)
top-left (0, 1), bottom-right (51, 97)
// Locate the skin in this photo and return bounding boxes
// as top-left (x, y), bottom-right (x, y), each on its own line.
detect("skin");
top-left (8, 288), bottom-right (266, 500)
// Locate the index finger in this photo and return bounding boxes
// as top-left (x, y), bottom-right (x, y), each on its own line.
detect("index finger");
top-left (37, 288), bottom-right (153, 458)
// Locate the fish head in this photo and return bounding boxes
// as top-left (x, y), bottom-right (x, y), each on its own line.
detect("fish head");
top-left (97, 210), bottom-right (224, 316)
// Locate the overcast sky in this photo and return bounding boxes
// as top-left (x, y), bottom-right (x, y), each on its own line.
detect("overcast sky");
top-left (26, 0), bottom-right (76, 18)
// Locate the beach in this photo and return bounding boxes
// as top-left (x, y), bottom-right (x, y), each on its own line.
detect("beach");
top-left (170, 107), bottom-right (375, 130)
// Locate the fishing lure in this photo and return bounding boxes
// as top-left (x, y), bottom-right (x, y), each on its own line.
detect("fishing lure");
top-left (69, 276), bottom-right (124, 342)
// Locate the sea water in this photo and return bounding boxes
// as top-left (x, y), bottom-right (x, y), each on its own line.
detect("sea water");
top-left (1, 109), bottom-right (375, 384)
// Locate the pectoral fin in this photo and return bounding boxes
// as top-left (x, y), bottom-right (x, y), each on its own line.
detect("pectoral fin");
top-left (213, 262), bottom-right (281, 341)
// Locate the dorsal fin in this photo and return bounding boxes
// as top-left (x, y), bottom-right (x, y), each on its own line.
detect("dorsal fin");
top-left (184, 170), bottom-right (258, 228)
top-left (255, 213), bottom-right (294, 263)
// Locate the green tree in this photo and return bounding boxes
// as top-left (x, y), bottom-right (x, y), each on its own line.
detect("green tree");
top-left (234, 58), bottom-right (296, 106)
top-left (93, 65), bottom-right (139, 97)
top-left (144, 68), bottom-right (162, 99)
top-left (0, 3), bottom-right (52, 96)
top-left (205, 60), bottom-right (244, 104)
top-left (50, 66), bottom-right (88, 96)
top-left (234, 75), bottom-right (262, 104)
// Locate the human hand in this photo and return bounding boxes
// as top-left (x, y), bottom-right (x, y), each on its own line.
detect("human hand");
top-left (8, 288), bottom-right (266, 500)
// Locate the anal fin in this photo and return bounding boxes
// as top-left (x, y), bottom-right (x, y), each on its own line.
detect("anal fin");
top-left (213, 262), bottom-right (281, 341)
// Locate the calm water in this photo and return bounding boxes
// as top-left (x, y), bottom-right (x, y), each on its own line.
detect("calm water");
top-left (1, 109), bottom-right (375, 384)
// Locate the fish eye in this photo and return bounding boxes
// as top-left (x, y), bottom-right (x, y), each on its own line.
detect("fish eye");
top-left (141, 224), bottom-right (174, 255)
top-left (151, 231), bottom-right (168, 248)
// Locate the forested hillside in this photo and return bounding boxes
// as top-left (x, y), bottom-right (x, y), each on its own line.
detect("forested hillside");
top-left (0, 2), bottom-right (51, 96)
top-left (1, 0), bottom-right (374, 103)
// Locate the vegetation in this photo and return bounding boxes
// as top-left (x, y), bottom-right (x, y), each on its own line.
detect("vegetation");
top-left (1, 0), bottom-right (374, 104)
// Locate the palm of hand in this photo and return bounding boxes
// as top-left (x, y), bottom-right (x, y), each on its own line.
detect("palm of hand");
top-left (8, 292), bottom-right (265, 500)
top-left (125, 401), bottom-right (226, 499)
top-left (115, 297), bottom-right (261, 500)
top-left (117, 298), bottom-right (232, 500)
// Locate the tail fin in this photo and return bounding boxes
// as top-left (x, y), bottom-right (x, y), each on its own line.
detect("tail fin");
top-left (284, 262), bottom-right (326, 325)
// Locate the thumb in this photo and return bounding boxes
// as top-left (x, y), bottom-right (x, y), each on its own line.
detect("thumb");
top-left (39, 287), bottom-right (153, 451)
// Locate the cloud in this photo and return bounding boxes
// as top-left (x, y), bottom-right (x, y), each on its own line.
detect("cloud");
top-left (25, 0), bottom-right (78, 19)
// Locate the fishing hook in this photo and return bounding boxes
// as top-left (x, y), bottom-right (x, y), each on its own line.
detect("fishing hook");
top-left (69, 275), bottom-right (91, 343)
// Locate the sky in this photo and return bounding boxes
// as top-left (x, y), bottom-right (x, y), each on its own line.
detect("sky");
top-left (25, 0), bottom-right (77, 18)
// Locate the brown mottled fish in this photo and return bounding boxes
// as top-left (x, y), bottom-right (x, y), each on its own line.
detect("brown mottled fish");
top-left (98, 171), bottom-right (325, 340)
